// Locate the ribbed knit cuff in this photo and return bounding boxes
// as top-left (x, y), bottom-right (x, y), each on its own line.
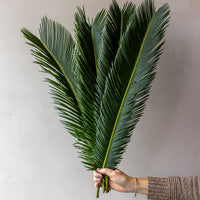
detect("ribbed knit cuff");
top-left (148, 176), bottom-right (170, 200)
top-left (168, 176), bottom-right (181, 200)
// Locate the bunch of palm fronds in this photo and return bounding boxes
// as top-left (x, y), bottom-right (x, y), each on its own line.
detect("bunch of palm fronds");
top-left (21, 0), bottom-right (169, 198)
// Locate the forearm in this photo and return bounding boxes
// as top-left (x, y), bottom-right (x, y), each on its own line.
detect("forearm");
top-left (127, 177), bottom-right (148, 195)
top-left (147, 176), bottom-right (200, 200)
top-left (94, 169), bottom-right (200, 199)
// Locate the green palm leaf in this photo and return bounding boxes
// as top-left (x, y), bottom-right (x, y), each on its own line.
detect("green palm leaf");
top-left (94, 0), bottom-right (170, 170)
top-left (91, 8), bottom-right (107, 63)
top-left (73, 7), bottom-right (106, 145)
top-left (94, 1), bottom-right (136, 122)
top-left (21, 18), bottom-right (82, 136)
top-left (21, 17), bottom-right (95, 169)
top-left (21, 0), bottom-right (170, 197)
top-left (73, 8), bottom-right (107, 168)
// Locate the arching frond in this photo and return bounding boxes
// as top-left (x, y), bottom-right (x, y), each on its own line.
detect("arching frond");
top-left (21, 0), bottom-right (170, 197)
top-left (94, 0), bottom-right (136, 125)
top-left (21, 17), bottom-right (94, 169)
top-left (94, 0), bottom-right (170, 169)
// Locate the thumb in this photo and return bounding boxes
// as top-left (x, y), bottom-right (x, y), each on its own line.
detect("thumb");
top-left (97, 168), bottom-right (115, 177)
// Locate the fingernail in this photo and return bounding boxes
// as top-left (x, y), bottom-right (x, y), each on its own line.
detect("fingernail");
top-left (98, 175), bottom-right (102, 178)
top-left (97, 168), bottom-right (101, 171)
top-left (97, 178), bottom-right (101, 183)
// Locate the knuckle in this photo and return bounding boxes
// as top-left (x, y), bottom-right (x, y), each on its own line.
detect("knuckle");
top-left (111, 170), bottom-right (116, 177)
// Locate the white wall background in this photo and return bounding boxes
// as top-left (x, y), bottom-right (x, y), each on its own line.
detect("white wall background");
top-left (0, 0), bottom-right (200, 199)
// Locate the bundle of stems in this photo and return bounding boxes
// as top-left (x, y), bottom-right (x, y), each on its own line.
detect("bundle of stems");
top-left (21, 0), bottom-right (169, 198)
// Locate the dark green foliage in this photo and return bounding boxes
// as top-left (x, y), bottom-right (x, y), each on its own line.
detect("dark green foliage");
top-left (21, 0), bottom-right (169, 197)
top-left (94, 0), bottom-right (170, 170)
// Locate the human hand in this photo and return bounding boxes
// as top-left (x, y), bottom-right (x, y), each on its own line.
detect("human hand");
top-left (93, 168), bottom-right (135, 193)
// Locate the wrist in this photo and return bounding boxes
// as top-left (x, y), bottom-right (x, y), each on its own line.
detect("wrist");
top-left (127, 177), bottom-right (148, 195)
top-left (126, 177), bottom-right (136, 193)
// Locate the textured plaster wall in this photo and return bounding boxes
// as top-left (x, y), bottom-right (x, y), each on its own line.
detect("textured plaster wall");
top-left (0, 0), bottom-right (200, 199)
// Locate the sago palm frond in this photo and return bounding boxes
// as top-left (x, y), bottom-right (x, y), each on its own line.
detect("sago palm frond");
top-left (94, 1), bottom-right (169, 195)
top-left (73, 7), bottom-right (107, 168)
top-left (21, 17), bottom-right (97, 170)
top-left (94, 0), bottom-right (169, 169)
top-left (21, 0), bottom-right (170, 198)
top-left (73, 7), bottom-right (106, 143)
top-left (94, 1), bottom-right (136, 122)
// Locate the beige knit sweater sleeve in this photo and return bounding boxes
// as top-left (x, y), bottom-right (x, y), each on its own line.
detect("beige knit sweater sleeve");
top-left (148, 176), bottom-right (200, 200)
